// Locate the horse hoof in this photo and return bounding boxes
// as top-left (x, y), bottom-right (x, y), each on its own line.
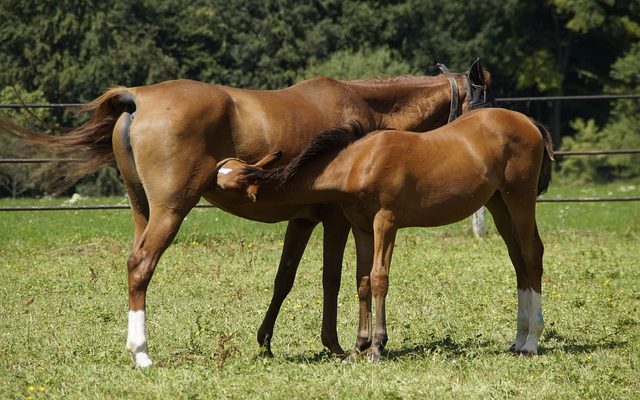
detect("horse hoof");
top-left (518, 347), bottom-right (538, 356)
top-left (133, 352), bottom-right (153, 368)
top-left (258, 345), bottom-right (274, 358)
top-left (368, 351), bottom-right (382, 362)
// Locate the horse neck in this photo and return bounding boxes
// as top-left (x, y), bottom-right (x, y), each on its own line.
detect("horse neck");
top-left (344, 76), bottom-right (462, 131)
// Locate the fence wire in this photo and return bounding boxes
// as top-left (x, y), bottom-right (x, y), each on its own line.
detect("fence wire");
top-left (1, 96), bottom-right (639, 209)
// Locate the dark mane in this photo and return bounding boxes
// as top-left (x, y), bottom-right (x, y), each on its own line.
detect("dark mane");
top-left (347, 74), bottom-right (444, 87)
top-left (243, 121), bottom-right (379, 186)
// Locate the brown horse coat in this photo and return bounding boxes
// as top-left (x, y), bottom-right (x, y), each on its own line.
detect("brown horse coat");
top-left (0, 60), bottom-right (493, 366)
top-left (229, 108), bottom-right (553, 358)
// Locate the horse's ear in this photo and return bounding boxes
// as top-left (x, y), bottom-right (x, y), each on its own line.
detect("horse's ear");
top-left (436, 63), bottom-right (450, 74)
top-left (254, 151), bottom-right (283, 169)
top-left (468, 58), bottom-right (485, 86)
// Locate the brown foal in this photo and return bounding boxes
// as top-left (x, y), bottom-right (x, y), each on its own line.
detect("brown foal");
top-left (223, 107), bottom-right (554, 359)
top-left (1, 59), bottom-right (492, 366)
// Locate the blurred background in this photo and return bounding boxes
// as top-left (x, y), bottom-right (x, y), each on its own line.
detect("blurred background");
top-left (1, 0), bottom-right (639, 196)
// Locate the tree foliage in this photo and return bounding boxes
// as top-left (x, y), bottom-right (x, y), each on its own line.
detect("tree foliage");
top-left (1, 0), bottom-right (639, 194)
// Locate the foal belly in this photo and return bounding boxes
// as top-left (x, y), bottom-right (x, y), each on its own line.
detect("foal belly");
top-left (397, 185), bottom-right (495, 228)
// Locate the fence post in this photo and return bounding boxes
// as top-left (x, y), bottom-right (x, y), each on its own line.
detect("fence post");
top-left (471, 206), bottom-right (487, 238)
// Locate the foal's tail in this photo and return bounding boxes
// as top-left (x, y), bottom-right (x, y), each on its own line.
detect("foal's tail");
top-left (530, 118), bottom-right (554, 195)
top-left (0, 87), bottom-right (136, 192)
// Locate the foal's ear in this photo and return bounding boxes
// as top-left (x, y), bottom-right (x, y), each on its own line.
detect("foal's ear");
top-left (468, 58), bottom-right (486, 86)
top-left (254, 151), bottom-right (283, 169)
top-left (246, 184), bottom-right (259, 202)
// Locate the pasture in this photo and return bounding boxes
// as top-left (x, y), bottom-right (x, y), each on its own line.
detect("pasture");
top-left (1, 182), bottom-right (639, 399)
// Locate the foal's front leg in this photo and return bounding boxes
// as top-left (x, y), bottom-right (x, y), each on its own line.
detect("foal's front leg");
top-left (350, 225), bottom-right (374, 356)
top-left (369, 209), bottom-right (398, 360)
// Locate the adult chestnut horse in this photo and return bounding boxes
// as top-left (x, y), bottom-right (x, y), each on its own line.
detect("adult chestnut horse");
top-left (222, 107), bottom-right (554, 359)
top-left (1, 59), bottom-right (491, 367)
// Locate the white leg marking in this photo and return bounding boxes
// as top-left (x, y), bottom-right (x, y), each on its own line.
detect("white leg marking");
top-left (521, 290), bottom-right (544, 355)
top-left (126, 310), bottom-right (153, 368)
top-left (510, 289), bottom-right (529, 352)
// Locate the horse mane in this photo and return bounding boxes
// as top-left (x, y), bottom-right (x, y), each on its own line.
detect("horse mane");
top-left (243, 120), bottom-right (380, 186)
top-left (347, 74), bottom-right (445, 87)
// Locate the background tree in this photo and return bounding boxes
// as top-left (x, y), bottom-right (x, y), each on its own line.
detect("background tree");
top-left (1, 0), bottom-right (639, 195)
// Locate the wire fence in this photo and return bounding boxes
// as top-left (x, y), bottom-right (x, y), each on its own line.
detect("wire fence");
top-left (1, 95), bottom-right (639, 210)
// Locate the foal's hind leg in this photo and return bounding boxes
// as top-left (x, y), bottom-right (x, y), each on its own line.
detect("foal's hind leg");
top-left (485, 194), bottom-right (529, 352)
top-left (496, 191), bottom-right (545, 355)
top-left (369, 209), bottom-right (398, 360)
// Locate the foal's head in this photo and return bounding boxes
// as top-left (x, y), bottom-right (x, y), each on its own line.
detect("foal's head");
top-left (215, 152), bottom-right (282, 201)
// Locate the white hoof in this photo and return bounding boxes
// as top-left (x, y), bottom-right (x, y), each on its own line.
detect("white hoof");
top-left (134, 352), bottom-right (153, 368)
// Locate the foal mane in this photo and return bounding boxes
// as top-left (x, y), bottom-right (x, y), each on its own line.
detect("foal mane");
top-left (243, 121), bottom-right (378, 186)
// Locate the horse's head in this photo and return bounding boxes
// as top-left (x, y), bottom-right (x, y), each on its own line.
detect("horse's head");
top-left (215, 151), bottom-right (282, 201)
top-left (462, 58), bottom-right (497, 112)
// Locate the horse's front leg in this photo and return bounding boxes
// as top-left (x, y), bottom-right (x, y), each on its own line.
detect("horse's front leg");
top-left (257, 218), bottom-right (317, 356)
top-left (319, 206), bottom-right (350, 356)
top-left (369, 209), bottom-right (398, 360)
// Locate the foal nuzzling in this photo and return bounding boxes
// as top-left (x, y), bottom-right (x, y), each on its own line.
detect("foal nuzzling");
top-left (223, 107), bottom-right (553, 359)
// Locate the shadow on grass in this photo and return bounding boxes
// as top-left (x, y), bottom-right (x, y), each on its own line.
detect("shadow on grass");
top-left (386, 334), bottom-right (500, 360)
top-left (539, 328), bottom-right (627, 355)
top-left (279, 328), bottom-right (627, 364)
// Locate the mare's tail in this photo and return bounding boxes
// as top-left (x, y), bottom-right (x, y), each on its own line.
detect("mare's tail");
top-left (0, 87), bottom-right (136, 192)
top-left (529, 118), bottom-right (554, 195)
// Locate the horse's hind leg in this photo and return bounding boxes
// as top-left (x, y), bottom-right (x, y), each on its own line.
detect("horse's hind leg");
top-left (126, 204), bottom-right (194, 367)
top-left (115, 116), bottom-right (206, 367)
top-left (492, 191), bottom-right (545, 355)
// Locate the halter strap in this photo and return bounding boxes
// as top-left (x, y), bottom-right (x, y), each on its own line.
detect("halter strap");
top-left (445, 76), bottom-right (460, 123)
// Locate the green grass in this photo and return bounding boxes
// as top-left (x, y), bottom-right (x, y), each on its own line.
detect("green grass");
top-left (1, 182), bottom-right (639, 399)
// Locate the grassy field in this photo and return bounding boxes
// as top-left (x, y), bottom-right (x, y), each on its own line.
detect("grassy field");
top-left (1, 182), bottom-right (639, 399)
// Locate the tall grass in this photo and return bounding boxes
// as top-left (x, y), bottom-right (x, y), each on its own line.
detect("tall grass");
top-left (1, 182), bottom-right (638, 399)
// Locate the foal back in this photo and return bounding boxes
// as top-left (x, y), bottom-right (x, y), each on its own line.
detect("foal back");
top-left (316, 108), bottom-right (551, 228)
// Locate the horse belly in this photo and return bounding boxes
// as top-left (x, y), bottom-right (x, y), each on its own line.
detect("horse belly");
top-left (202, 192), bottom-right (320, 223)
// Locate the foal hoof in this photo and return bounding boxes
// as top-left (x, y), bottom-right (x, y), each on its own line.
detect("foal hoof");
top-left (368, 350), bottom-right (383, 362)
top-left (343, 348), bottom-right (370, 363)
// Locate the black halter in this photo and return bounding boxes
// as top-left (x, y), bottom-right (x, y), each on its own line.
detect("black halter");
top-left (437, 62), bottom-right (497, 123)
